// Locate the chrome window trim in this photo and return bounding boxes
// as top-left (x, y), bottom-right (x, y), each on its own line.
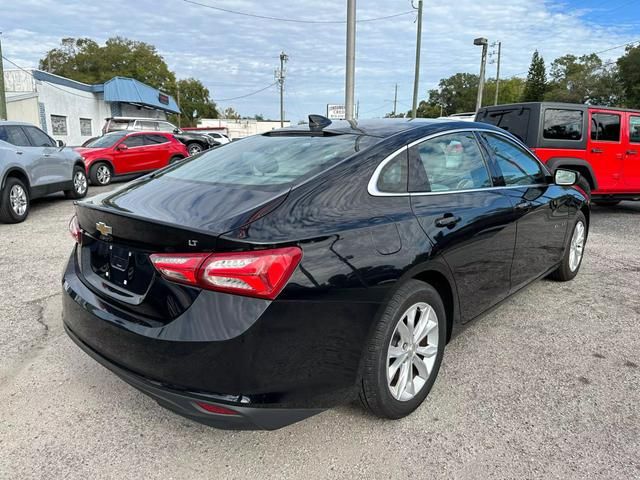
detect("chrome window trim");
top-left (367, 128), bottom-right (548, 197)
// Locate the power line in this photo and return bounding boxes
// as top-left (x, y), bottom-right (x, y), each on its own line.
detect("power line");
top-left (181, 0), bottom-right (414, 24)
top-left (212, 82), bottom-right (278, 102)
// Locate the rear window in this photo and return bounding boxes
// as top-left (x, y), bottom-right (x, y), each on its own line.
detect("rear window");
top-left (543, 109), bottom-right (583, 140)
top-left (477, 108), bottom-right (530, 143)
top-left (163, 134), bottom-right (377, 187)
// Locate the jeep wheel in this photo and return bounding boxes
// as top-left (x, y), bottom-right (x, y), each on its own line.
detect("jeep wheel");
top-left (0, 177), bottom-right (30, 223)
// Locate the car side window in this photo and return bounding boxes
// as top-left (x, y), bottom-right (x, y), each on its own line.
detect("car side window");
top-left (122, 135), bottom-right (145, 148)
top-left (24, 126), bottom-right (55, 147)
top-left (482, 133), bottom-right (545, 186)
top-left (376, 151), bottom-right (408, 193)
top-left (156, 122), bottom-right (175, 132)
top-left (591, 113), bottom-right (620, 142)
top-left (144, 134), bottom-right (169, 145)
top-left (413, 132), bottom-right (492, 192)
top-left (135, 121), bottom-right (157, 131)
top-left (629, 116), bottom-right (640, 144)
top-left (0, 126), bottom-right (31, 147)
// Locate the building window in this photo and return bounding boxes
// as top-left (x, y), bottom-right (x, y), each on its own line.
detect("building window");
top-left (51, 115), bottom-right (68, 136)
top-left (80, 118), bottom-right (93, 137)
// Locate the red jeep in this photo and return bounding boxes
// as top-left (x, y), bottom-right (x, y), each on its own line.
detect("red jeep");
top-left (476, 102), bottom-right (640, 206)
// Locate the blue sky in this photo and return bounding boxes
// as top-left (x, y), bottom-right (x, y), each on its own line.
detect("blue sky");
top-left (2, 0), bottom-right (639, 121)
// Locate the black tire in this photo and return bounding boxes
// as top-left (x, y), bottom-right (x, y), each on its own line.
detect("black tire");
top-left (89, 162), bottom-right (113, 186)
top-left (576, 176), bottom-right (591, 200)
top-left (0, 177), bottom-right (30, 224)
top-left (169, 155), bottom-right (184, 165)
top-left (64, 166), bottom-right (88, 199)
top-left (594, 200), bottom-right (621, 207)
top-left (187, 142), bottom-right (204, 156)
top-left (549, 211), bottom-right (587, 282)
top-left (359, 279), bottom-right (447, 419)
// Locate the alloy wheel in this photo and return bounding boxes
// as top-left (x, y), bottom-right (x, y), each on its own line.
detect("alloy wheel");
top-left (569, 220), bottom-right (585, 272)
top-left (96, 165), bottom-right (111, 185)
top-left (387, 302), bottom-right (439, 402)
top-left (188, 144), bottom-right (203, 155)
top-left (9, 185), bottom-right (28, 216)
top-left (74, 171), bottom-right (88, 195)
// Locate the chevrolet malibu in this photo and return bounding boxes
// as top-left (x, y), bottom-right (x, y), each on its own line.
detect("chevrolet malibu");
top-left (62, 116), bottom-right (589, 430)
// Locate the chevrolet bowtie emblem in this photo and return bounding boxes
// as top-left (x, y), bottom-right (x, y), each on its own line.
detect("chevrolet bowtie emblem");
top-left (96, 222), bottom-right (113, 236)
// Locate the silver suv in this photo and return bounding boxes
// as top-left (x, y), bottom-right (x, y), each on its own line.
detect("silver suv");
top-left (0, 121), bottom-right (87, 223)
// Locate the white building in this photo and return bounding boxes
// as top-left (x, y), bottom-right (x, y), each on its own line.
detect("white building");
top-left (198, 118), bottom-right (290, 139)
top-left (4, 69), bottom-right (179, 145)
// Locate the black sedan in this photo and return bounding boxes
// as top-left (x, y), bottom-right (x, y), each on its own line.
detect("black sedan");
top-left (62, 116), bottom-right (589, 430)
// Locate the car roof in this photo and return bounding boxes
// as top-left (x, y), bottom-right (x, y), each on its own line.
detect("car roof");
top-left (0, 120), bottom-right (38, 127)
top-left (270, 118), bottom-right (502, 139)
top-left (478, 102), bottom-right (640, 114)
top-left (107, 117), bottom-right (172, 122)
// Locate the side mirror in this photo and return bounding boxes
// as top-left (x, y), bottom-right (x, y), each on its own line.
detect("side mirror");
top-left (173, 128), bottom-right (181, 134)
top-left (56, 140), bottom-right (66, 148)
top-left (555, 169), bottom-right (578, 186)
top-left (117, 144), bottom-right (129, 151)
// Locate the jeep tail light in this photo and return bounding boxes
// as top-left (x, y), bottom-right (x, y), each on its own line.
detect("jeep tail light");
top-left (149, 247), bottom-right (302, 300)
top-left (69, 215), bottom-right (82, 244)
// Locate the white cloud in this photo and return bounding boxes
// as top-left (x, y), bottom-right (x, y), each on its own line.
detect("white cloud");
top-left (1, 0), bottom-right (636, 120)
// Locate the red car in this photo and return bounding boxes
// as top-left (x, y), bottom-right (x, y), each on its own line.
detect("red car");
top-left (477, 102), bottom-right (640, 206)
top-left (76, 131), bottom-right (189, 186)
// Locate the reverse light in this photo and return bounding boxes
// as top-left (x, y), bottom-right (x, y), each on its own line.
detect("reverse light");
top-left (149, 247), bottom-right (302, 300)
top-left (69, 215), bottom-right (82, 243)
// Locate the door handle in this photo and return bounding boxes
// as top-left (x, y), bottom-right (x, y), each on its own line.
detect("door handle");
top-left (43, 153), bottom-right (51, 157)
top-left (591, 148), bottom-right (603, 154)
top-left (435, 214), bottom-right (461, 228)
top-left (16, 151), bottom-right (23, 155)
top-left (627, 150), bottom-right (638, 155)
top-left (515, 201), bottom-right (532, 211)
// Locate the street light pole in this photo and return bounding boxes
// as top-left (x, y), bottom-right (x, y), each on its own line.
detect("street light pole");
top-left (0, 34), bottom-right (7, 121)
top-left (494, 41), bottom-right (502, 105)
top-left (345, 0), bottom-right (356, 121)
top-left (474, 37), bottom-right (488, 113)
top-left (276, 51), bottom-right (288, 128)
top-left (411, 0), bottom-right (423, 119)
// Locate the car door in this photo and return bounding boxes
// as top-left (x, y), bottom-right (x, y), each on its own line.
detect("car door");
top-left (23, 125), bottom-right (70, 185)
top-left (588, 109), bottom-right (624, 192)
top-left (114, 134), bottom-right (147, 174)
top-left (409, 130), bottom-right (516, 322)
top-left (142, 134), bottom-right (171, 168)
top-left (625, 114), bottom-right (640, 190)
top-left (479, 132), bottom-right (569, 291)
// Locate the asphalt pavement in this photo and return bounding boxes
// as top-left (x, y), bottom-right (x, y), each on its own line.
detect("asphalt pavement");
top-left (1, 188), bottom-right (639, 479)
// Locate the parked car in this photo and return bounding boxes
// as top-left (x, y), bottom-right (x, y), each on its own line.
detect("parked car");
top-left (75, 131), bottom-right (188, 186)
top-left (62, 116), bottom-right (589, 430)
top-left (182, 128), bottom-right (232, 145)
top-left (0, 121), bottom-right (87, 223)
top-left (438, 112), bottom-right (476, 122)
top-left (476, 102), bottom-right (640, 206)
top-left (102, 117), bottom-right (218, 155)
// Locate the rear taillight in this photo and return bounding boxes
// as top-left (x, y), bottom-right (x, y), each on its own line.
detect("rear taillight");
top-left (194, 402), bottom-right (239, 415)
top-left (149, 247), bottom-right (302, 300)
top-left (69, 215), bottom-right (81, 243)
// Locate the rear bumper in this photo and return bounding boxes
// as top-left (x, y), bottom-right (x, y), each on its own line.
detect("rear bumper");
top-left (65, 324), bottom-right (322, 430)
top-left (62, 249), bottom-right (381, 427)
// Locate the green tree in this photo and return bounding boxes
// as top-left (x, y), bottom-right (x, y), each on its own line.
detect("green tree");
top-left (173, 78), bottom-right (218, 127)
top-left (522, 50), bottom-right (547, 102)
top-left (618, 45), bottom-right (640, 108)
top-left (40, 37), bottom-right (176, 92)
top-left (545, 53), bottom-right (620, 105)
top-left (222, 107), bottom-right (241, 120)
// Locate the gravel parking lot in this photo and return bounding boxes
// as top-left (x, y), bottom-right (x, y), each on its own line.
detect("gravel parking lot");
top-left (1, 188), bottom-right (639, 479)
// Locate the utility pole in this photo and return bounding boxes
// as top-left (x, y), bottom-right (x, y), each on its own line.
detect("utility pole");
top-left (393, 83), bottom-right (398, 116)
top-left (490, 41), bottom-right (502, 105)
top-left (411, 0), bottom-right (423, 119)
top-left (474, 37), bottom-right (488, 112)
top-left (345, 0), bottom-right (356, 121)
top-left (0, 33), bottom-right (7, 121)
top-left (176, 83), bottom-right (181, 128)
top-left (275, 51), bottom-right (288, 127)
